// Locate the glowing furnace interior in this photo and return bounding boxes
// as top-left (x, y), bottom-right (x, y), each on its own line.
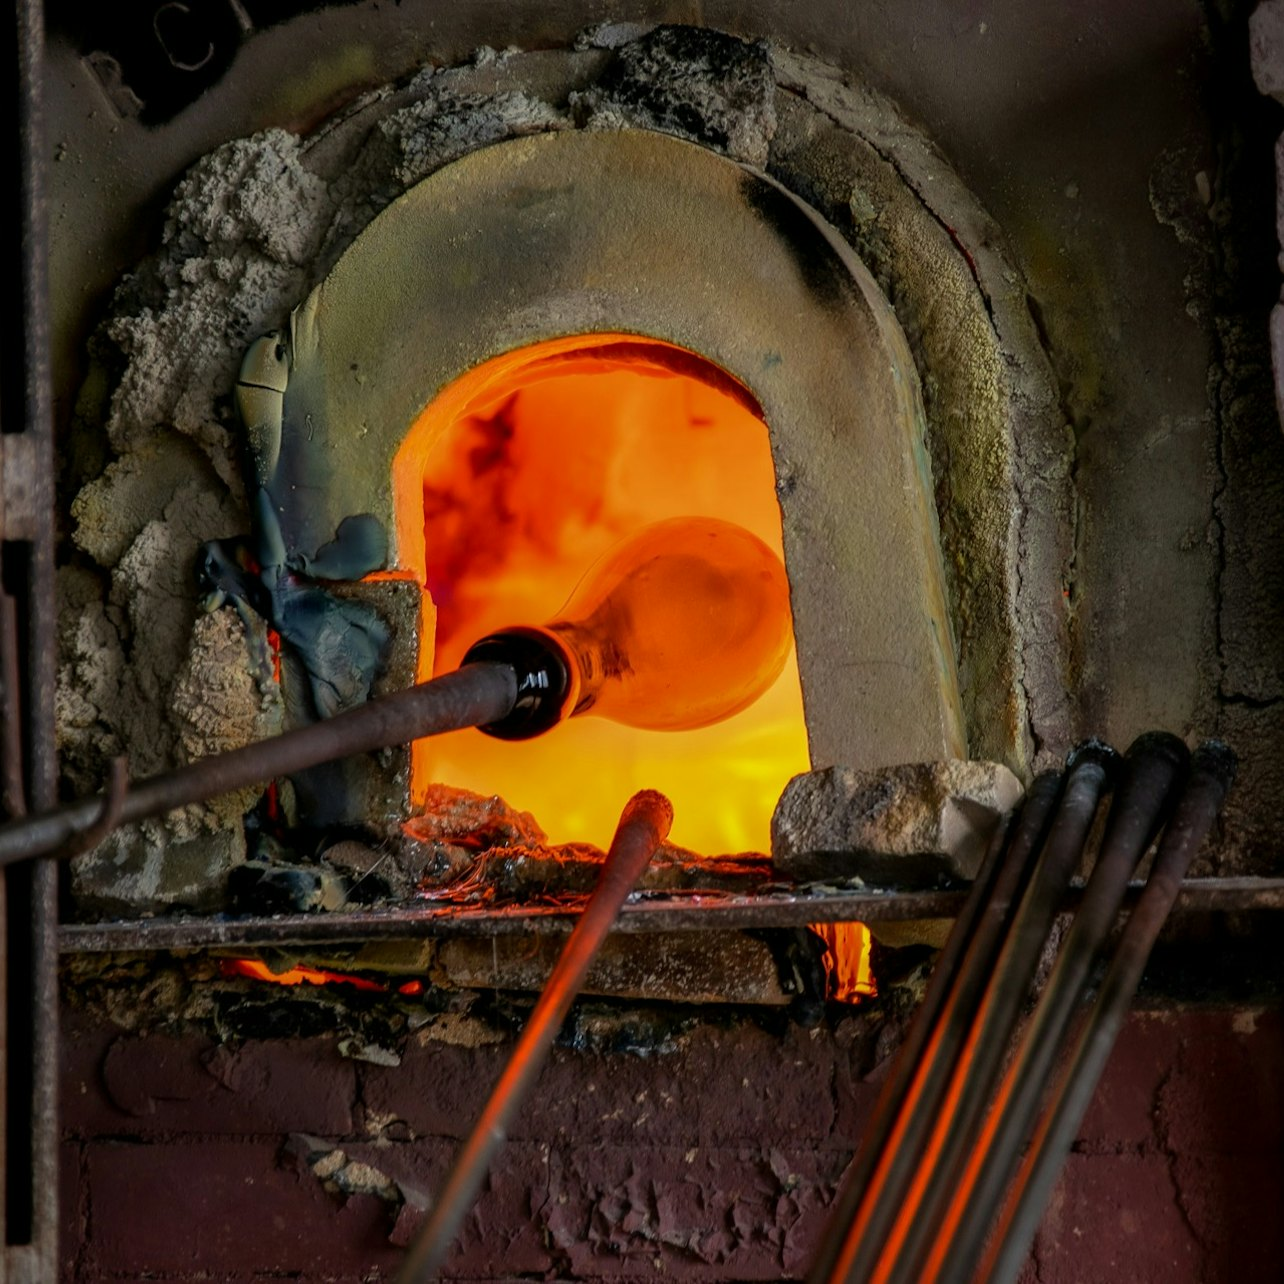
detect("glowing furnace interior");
top-left (392, 333), bottom-right (812, 855)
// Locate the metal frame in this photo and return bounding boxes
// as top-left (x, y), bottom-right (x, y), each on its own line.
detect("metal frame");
top-left (56, 875), bottom-right (1284, 953)
top-left (2, 2), bottom-right (59, 1281)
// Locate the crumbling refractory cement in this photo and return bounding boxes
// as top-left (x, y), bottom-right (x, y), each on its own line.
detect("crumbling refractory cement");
top-left (570, 23), bottom-right (778, 165)
top-left (60, 25), bottom-right (1100, 914)
top-left (60, 57), bottom-right (578, 911)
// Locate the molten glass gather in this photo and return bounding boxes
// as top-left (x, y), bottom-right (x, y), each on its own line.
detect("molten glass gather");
top-left (546, 516), bottom-right (793, 729)
top-left (468, 516), bottom-right (795, 735)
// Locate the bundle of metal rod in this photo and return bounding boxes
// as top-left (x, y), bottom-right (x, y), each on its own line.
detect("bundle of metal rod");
top-left (397, 789), bottom-right (673, 1284)
top-left (811, 733), bottom-right (1234, 1284)
top-left (979, 741), bottom-right (1237, 1284)
top-left (810, 741), bottom-right (1118, 1283)
top-left (804, 767), bottom-right (1067, 1284)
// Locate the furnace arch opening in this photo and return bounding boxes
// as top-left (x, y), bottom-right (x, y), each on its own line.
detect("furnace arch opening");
top-left (391, 333), bottom-right (811, 854)
top-left (278, 129), bottom-right (965, 787)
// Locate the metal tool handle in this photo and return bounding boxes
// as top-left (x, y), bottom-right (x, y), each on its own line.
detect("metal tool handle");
top-left (982, 742), bottom-right (1236, 1284)
top-left (397, 789), bottom-right (674, 1284)
top-left (0, 662), bottom-right (519, 867)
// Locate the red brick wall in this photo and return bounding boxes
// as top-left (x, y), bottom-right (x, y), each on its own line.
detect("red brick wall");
top-left (59, 1004), bottom-right (1284, 1281)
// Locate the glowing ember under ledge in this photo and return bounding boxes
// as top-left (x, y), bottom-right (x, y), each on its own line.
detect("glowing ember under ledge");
top-left (221, 957), bottom-right (425, 996)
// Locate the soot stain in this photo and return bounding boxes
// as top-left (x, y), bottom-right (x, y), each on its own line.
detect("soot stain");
top-left (739, 174), bottom-right (856, 313)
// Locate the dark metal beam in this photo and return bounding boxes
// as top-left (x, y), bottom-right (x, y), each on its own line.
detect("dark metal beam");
top-left (4, 0), bottom-right (60, 1278)
top-left (54, 875), bottom-right (1284, 954)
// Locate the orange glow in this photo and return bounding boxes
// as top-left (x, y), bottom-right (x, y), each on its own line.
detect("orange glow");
top-left (392, 335), bottom-right (813, 855)
top-left (220, 958), bottom-right (387, 992)
top-left (869, 1019), bottom-right (985, 1284)
top-left (815, 922), bottom-right (877, 1004)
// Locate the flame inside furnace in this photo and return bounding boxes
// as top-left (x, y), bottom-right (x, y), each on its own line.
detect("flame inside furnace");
top-left (393, 335), bottom-right (812, 856)
top-left (391, 335), bottom-right (873, 1001)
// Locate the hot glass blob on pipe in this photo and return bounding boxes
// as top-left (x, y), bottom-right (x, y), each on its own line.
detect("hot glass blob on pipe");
top-left (463, 515), bottom-right (795, 738)
top-left (0, 517), bottom-right (794, 864)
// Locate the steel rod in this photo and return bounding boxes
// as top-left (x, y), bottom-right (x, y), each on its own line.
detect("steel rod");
top-left (981, 741), bottom-right (1237, 1284)
top-left (805, 773), bottom-right (1054, 1284)
top-left (0, 828), bottom-right (6, 1284)
top-left (0, 591), bottom-right (17, 1284)
top-left (0, 662), bottom-right (518, 867)
top-left (850, 746), bottom-right (1113, 1284)
top-left (50, 875), bottom-right (1284, 953)
top-left (807, 807), bottom-right (1014, 1276)
top-left (920, 732), bottom-right (1189, 1284)
top-left (15, 0), bottom-right (54, 815)
top-left (396, 790), bottom-right (673, 1284)
top-left (820, 758), bottom-right (1090, 1284)
top-left (10, 0), bottom-right (59, 1274)
top-left (0, 593), bottom-right (25, 818)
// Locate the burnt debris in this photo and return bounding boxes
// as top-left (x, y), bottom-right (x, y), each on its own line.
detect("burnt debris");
top-left (574, 24), bottom-right (777, 165)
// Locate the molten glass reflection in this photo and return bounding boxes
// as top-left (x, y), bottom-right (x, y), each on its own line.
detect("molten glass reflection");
top-left (392, 335), bottom-right (812, 855)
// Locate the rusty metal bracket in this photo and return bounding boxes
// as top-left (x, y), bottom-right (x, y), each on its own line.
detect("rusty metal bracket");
top-left (50, 758), bottom-right (128, 862)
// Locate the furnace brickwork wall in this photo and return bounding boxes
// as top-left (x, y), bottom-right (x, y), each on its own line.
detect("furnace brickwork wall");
top-left (59, 1002), bottom-right (1284, 1282)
